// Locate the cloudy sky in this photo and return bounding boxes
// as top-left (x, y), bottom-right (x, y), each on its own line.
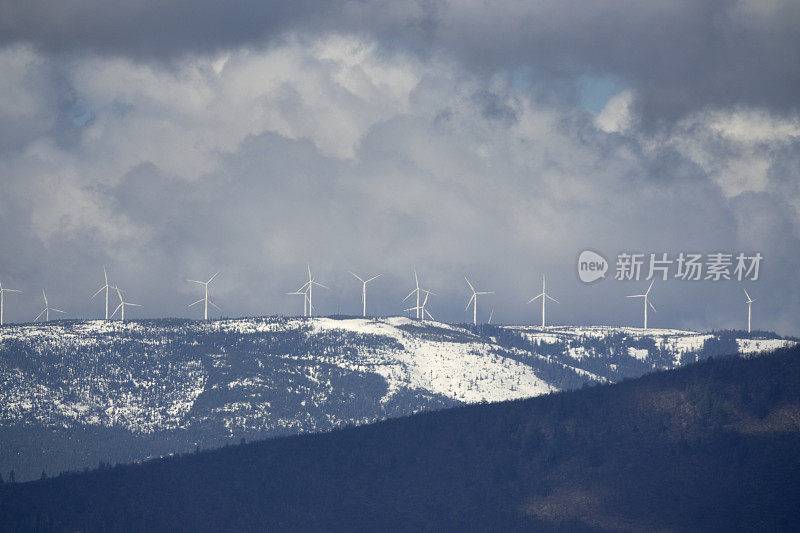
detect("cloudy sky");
top-left (1, 0), bottom-right (799, 334)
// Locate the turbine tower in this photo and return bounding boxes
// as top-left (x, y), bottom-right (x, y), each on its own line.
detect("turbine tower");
top-left (0, 282), bottom-right (21, 326)
top-left (111, 286), bottom-right (140, 322)
top-left (286, 289), bottom-right (309, 316)
top-left (403, 269), bottom-right (422, 319)
top-left (405, 289), bottom-right (435, 321)
top-left (91, 266), bottom-right (112, 320)
top-left (34, 289), bottom-right (65, 323)
top-left (188, 272), bottom-right (220, 321)
top-left (290, 265), bottom-right (328, 317)
top-left (744, 289), bottom-right (757, 333)
top-left (527, 275), bottom-right (559, 327)
top-left (464, 276), bottom-right (493, 326)
top-left (627, 280), bottom-right (656, 330)
top-left (350, 272), bottom-right (381, 317)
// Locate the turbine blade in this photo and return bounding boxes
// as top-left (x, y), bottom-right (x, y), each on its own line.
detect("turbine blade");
top-left (207, 272), bottom-right (220, 283)
top-left (312, 281), bottom-right (329, 289)
top-left (743, 289), bottom-right (751, 301)
top-left (50, 308), bottom-right (66, 314)
top-left (403, 288), bottom-right (418, 301)
top-left (187, 279), bottom-right (204, 285)
top-left (547, 295), bottom-right (560, 304)
top-left (646, 279), bottom-right (655, 295)
top-left (42, 289), bottom-right (47, 305)
top-left (366, 274), bottom-right (381, 283)
top-left (478, 291), bottom-right (494, 295)
top-left (527, 294), bottom-right (543, 304)
top-left (465, 294), bottom-right (475, 311)
top-left (464, 276), bottom-right (475, 293)
top-left (188, 299), bottom-right (205, 307)
top-left (111, 303), bottom-right (122, 317)
top-left (208, 300), bottom-right (221, 311)
top-left (349, 271), bottom-right (364, 283)
top-left (34, 309), bottom-right (46, 322)
top-left (648, 301), bottom-right (657, 312)
top-left (103, 266), bottom-right (108, 284)
top-left (425, 309), bottom-right (435, 321)
top-left (627, 294), bottom-right (645, 298)
top-left (90, 286), bottom-right (106, 299)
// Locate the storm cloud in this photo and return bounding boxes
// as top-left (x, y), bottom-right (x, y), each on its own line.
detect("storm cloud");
top-left (0, 2), bottom-right (798, 333)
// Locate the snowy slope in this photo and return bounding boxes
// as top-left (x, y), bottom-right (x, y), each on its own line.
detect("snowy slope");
top-left (0, 317), bottom-right (554, 436)
top-left (1, 318), bottom-right (793, 433)
top-left (312, 317), bottom-right (553, 402)
top-left (0, 317), bottom-right (793, 480)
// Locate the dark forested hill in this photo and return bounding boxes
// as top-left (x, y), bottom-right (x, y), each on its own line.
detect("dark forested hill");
top-left (2, 346), bottom-right (800, 532)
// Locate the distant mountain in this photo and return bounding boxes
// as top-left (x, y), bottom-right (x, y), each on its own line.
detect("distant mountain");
top-left (0, 316), bottom-right (794, 481)
top-left (3, 345), bottom-right (800, 531)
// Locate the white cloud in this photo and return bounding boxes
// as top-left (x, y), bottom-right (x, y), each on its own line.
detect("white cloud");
top-left (664, 108), bottom-right (800, 198)
top-left (705, 109), bottom-right (800, 145)
top-left (595, 90), bottom-right (635, 134)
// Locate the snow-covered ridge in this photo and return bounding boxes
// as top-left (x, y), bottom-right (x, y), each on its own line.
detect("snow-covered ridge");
top-left (0, 317), bottom-right (793, 438)
top-left (504, 325), bottom-right (795, 365)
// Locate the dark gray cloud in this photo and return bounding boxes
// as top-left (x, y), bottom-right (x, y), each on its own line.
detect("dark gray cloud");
top-left (0, 0), bottom-right (326, 59)
top-left (2, 1), bottom-right (799, 124)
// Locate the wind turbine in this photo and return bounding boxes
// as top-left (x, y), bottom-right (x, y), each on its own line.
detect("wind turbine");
top-left (34, 290), bottom-right (65, 323)
top-left (527, 275), bottom-right (559, 327)
top-left (188, 272), bottom-right (220, 321)
top-left (0, 282), bottom-right (21, 326)
top-left (111, 286), bottom-right (140, 322)
top-left (403, 269), bottom-right (422, 319)
top-left (744, 289), bottom-right (757, 333)
top-left (405, 289), bottom-right (435, 321)
top-left (291, 265), bottom-right (328, 317)
top-left (350, 272), bottom-right (381, 317)
top-left (90, 266), bottom-right (112, 320)
top-left (627, 280), bottom-right (656, 330)
top-left (464, 276), bottom-right (493, 326)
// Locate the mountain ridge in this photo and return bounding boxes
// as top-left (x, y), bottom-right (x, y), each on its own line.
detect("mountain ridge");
top-left (0, 315), bottom-right (794, 481)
